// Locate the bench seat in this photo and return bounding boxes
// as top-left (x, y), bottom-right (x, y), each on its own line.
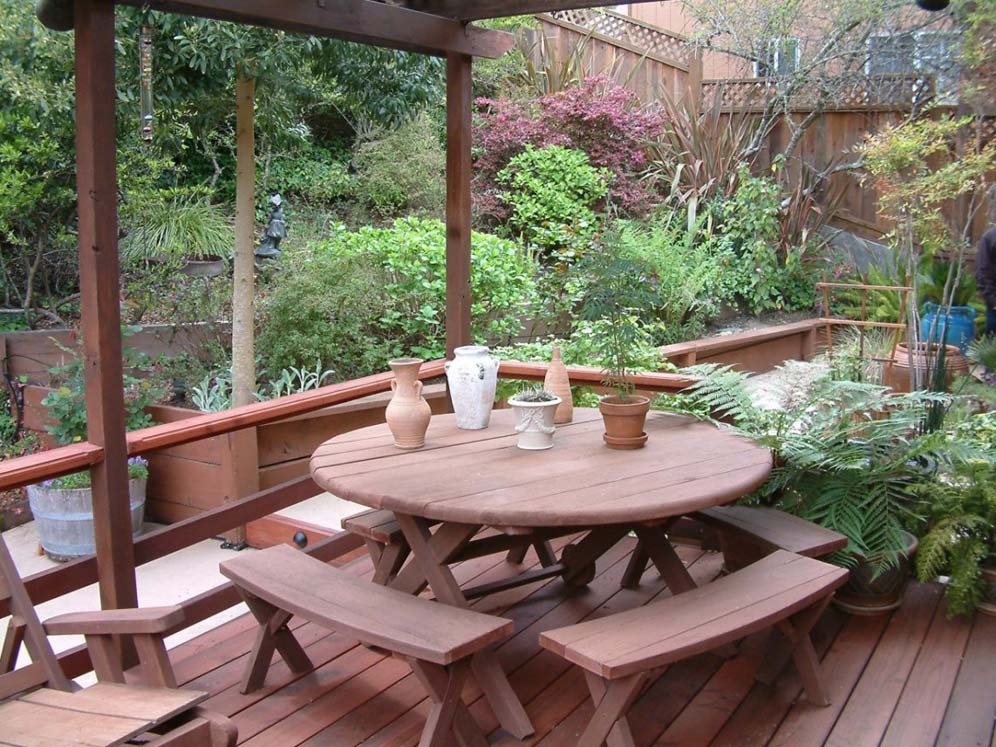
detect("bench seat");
top-left (220, 544), bottom-right (515, 746)
top-left (695, 505), bottom-right (848, 559)
top-left (540, 551), bottom-right (848, 747)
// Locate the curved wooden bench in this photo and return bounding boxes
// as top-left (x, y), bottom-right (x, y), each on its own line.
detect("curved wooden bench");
top-left (220, 544), bottom-right (514, 747)
top-left (622, 506), bottom-right (848, 588)
top-left (540, 551), bottom-right (848, 747)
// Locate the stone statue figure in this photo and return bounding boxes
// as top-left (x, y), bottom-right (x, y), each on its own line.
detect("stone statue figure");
top-left (255, 194), bottom-right (286, 261)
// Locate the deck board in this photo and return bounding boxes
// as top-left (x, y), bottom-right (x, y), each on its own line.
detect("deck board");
top-left (163, 537), bottom-right (984, 746)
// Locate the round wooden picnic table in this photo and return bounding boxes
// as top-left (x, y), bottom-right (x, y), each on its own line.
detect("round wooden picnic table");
top-left (310, 407), bottom-right (773, 529)
top-left (310, 407), bottom-right (772, 740)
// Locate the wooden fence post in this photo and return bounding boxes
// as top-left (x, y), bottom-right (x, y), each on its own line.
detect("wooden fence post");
top-left (445, 52), bottom-right (473, 359)
top-left (73, 0), bottom-right (139, 614)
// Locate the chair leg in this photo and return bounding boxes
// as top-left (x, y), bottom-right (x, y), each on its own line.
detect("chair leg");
top-left (408, 658), bottom-right (486, 747)
top-left (0, 616), bottom-right (25, 673)
top-left (579, 671), bottom-right (647, 747)
top-left (191, 708), bottom-right (239, 747)
top-left (134, 633), bottom-right (178, 688)
top-left (238, 589), bottom-right (313, 694)
top-left (506, 542), bottom-right (529, 565)
top-left (534, 539), bottom-right (558, 567)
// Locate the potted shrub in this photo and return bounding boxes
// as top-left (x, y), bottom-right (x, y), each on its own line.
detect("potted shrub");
top-left (121, 196), bottom-right (233, 277)
top-left (27, 334), bottom-right (164, 561)
top-left (578, 254), bottom-right (660, 450)
top-left (507, 387), bottom-right (561, 450)
top-left (916, 411), bottom-right (996, 616)
top-left (677, 365), bottom-right (978, 613)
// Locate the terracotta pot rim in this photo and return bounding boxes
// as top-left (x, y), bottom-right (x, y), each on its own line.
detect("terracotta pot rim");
top-left (599, 395), bottom-right (651, 406)
top-left (389, 357), bottom-right (424, 366)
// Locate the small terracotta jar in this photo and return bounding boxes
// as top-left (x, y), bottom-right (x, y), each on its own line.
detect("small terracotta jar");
top-left (543, 346), bottom-right (573, 424)
top-left (385, 358), bottom-right (431, 449)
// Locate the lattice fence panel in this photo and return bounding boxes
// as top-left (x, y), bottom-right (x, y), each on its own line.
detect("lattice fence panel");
top-left (550, 9), bottom-right (694, 68)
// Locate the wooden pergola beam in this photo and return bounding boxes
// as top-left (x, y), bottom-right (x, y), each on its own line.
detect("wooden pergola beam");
top-left (111, 0), bottom-right (515, 58)
top-left (403, 0), bottom-right (667, 21)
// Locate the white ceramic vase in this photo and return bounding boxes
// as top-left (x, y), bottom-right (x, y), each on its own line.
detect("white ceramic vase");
top-left (508, 396), bottom-right (562, 450)
top-left (445, 345), bottom-right (499, 430)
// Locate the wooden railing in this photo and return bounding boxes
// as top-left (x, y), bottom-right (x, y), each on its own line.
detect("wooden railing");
top-left (0, 359), bottom-right (693, 679)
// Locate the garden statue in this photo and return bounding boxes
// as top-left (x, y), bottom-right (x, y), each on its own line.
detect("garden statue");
top-left (255, 194), bottom-right (286, 261)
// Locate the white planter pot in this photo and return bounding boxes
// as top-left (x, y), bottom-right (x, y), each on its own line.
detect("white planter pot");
top-left (27, 478), bottom-right (146, 562)
top-left (508, 396), bottom-right (562, 450)
top-left (445, 345), bottom-right (499, 430)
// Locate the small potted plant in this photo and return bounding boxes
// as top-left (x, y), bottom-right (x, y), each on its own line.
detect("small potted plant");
top-left (27, 332), bottom-right (164, 560)
top-left (579, 253), bottom-right (659, 450)
top-left (507, 387), bottom-right (562, 450)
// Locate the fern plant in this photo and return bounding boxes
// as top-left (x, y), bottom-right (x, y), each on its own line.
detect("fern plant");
top-left (671, 363), bottom-right (990, 572)
top-left (916, 463), bottom-right (996, 617)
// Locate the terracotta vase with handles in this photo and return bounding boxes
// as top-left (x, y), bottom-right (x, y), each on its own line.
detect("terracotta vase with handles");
top-left (385, 358), bottom-right (431, 449)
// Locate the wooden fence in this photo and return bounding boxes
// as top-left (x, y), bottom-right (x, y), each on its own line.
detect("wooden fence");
top-left (532, 11), bottom-right (994, 245)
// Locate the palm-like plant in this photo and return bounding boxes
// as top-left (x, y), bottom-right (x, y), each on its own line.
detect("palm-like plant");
top-left (673, 364), bottom-right (988, 571)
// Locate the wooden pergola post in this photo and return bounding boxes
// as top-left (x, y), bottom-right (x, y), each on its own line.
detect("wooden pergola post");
top-left (445, 52), bottom-right (473, 358)
top-left (74, 0), bottom-right (138, 612)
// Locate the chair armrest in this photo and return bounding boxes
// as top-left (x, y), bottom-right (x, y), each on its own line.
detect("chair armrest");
top-left (44, 605), bottom-right (185, 636)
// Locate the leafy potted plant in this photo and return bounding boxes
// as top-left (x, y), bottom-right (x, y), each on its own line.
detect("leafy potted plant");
top-left (121, 196), bottom-right (233, 277)
top-left (26, 333), bottom-right (164, 561)
top-left (916, 462), bottom-right (996, 616)
top-left (579, 254), bottom-right (660, 450)
top-left (507, 386), bottom-right (561, 450)
top-left (676, 364), bottom-right (982, 613)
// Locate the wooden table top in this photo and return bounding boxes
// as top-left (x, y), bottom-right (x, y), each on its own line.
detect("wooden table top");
top-left (310, 408), bottom-right (773, 528)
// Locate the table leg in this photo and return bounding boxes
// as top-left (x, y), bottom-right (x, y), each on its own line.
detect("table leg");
top-left (561, 526), bottom-right (630, 588)
top-left (633, 524), bottom-right (697, 595)
top-left (394, 513), bottom-right (535, 739)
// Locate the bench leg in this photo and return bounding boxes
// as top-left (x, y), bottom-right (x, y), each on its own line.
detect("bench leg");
top-left (579, 671), bottom-right (647, 747)
top-left (507, 537), bottom-right (558, 566)
top-left (238, 590), bottom-right (313, 694)
top-left (506, 541), bottom-right (529, 565)
top-left (756, 595), bottom-right (833, 707)
top-left (372, 540), bottom-right (411, 586)
top-left (408, 659), bottom-right (486, 747)
top-left (620, 541), bottom-right (650, 590)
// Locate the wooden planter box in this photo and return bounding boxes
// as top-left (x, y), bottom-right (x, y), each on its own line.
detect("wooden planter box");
top-left (18, 383), bottom-right (450, 531)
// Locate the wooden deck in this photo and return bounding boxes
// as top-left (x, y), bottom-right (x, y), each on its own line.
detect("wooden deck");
top-left (166, 535), bottom-right (996, 747)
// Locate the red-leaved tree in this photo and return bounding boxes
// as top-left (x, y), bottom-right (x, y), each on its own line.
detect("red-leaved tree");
top-left (474, 76), bottom-right (662, 220)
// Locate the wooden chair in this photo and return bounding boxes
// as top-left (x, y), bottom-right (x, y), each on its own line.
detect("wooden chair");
top-left (621, 506), bottom-right (848, 588)
top-left (0, 531), bottom-right (236, 747)
top-left (221, 544), bottom-right (515, 747)
top-left (540, 551), bottom-right (848, 747)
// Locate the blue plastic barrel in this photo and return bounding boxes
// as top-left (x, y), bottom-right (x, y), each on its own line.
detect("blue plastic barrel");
top-left (921, 302), bottom-right (976, 352)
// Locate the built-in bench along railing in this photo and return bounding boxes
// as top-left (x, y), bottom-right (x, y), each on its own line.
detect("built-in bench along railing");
top-left (0, 360), bottom-right (695, 680)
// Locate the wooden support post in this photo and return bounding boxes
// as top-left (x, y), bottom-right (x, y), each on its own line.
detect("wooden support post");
top-left (445, 52), bottom-right (472, 359)
top-left (74, 0), bottom-right (138, 615)
top-left (219, 428), bottom-right (257, 547)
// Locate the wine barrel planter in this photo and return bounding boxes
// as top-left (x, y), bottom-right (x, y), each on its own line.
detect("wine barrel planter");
top-left (833, 530), bottom-right (918, 616)
top-left (26, 478), bottom-right (146, 562)
top-left (883, 343), bottom-right (969, 393)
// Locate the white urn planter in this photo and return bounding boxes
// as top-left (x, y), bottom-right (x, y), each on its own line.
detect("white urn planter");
top-left (445, 345), bottom-right (499, 430)
top-left (507, 393), bottom-right (562, 450)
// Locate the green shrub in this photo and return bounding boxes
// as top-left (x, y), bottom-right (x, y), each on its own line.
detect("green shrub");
top-left (497, 145), bottom-right (609, 265)
top-left (707, 170), bottom-right (816, 314)
top-left (265, 145), bottom-right (351, 207)
top-left (607, 212), bottom-right (737, 343)
top-left (319, 217), bottom-right (539, 359)
top-left (257, 251), bottom-right (397, 381)
top-left (351, 113), bottom-right (445, 218)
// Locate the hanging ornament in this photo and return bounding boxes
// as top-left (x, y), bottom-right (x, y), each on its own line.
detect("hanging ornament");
top-left (139, 25), bottom-right (154, 142)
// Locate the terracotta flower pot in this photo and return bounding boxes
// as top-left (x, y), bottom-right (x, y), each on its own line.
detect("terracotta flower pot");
top-left (883, 342), bottom-right (969, 393)
top-left (599, 395), bottom-right (650, 450)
